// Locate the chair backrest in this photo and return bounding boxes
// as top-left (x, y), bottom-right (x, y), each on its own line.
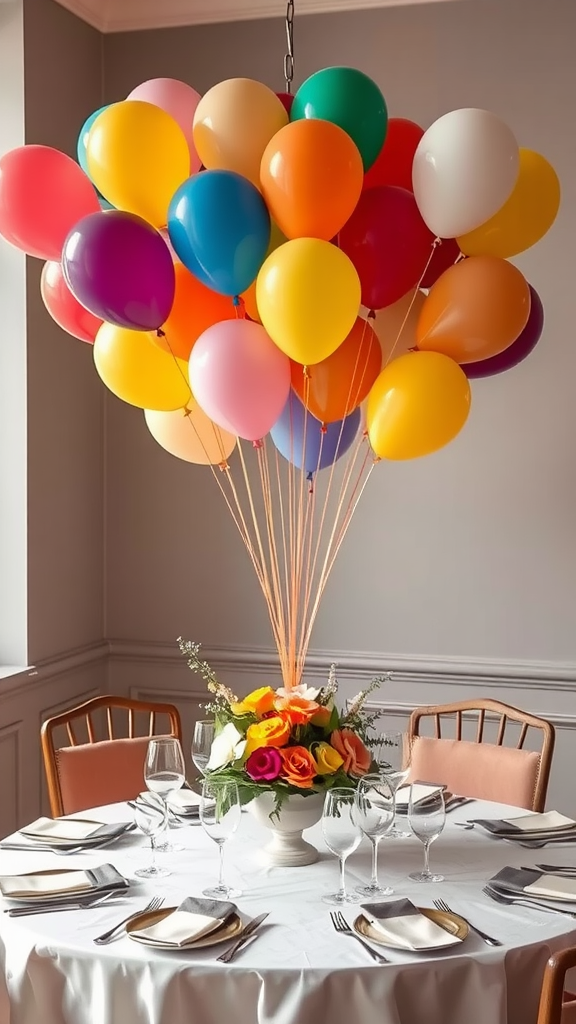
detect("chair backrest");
top-left (537, 947), bottom-right (576, 1024)
top-left (41, 695), bottom-right (182, 816)
top-left (407, 698), bottom-right (555, 812)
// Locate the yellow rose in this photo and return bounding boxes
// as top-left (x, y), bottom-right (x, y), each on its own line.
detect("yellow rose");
top-left (314, 741), bottom-right (344, 775)
top-left (231, 686), bottom-right (276, 718)
top-left (245, 715), bottom-right (291, 754)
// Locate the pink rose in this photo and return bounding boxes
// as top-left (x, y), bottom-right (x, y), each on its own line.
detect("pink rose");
top-left (330, 729), bottom-right (371, 777)
top-left (245, 746), bottom-right (283, 782)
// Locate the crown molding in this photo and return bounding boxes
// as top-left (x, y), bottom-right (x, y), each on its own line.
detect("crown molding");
top-left (53, 0), bottom-right (458, 34)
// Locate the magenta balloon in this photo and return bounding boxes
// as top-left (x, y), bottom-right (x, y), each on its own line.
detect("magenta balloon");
top-left (464, 285), bottom-right (544, 379)
top-left (189, 318), bottom-right (291, 441)
top-left (62, 210), bottom-right (175, 330)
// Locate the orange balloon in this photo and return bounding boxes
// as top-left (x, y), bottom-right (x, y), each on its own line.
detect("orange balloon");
top-left (372, 289), bottom-right (426, 364)
top-left (416, 256), bottom-right (531, 364)
top-left (155, 263), bottom-right (236, 361)
top-left (291, 316), bottom-right (382, 422)
top-left (260, 119), bottom-right (364, 241)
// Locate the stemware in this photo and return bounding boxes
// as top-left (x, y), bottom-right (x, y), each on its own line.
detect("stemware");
top-left (321, 788), bottom-right (362, 905)
top-left (354, 773), bottom-right (395, 898)
top-left (133, 792), bottom-right (170, 878)
top-left (408, 785), bottom-right (446, 882)
top-left (145, 736), bottom-right (186, 853)
top-left (200, 778), bottom-right (242, 899)
top-left (192, 720), bottom-right (215, 778)
top-left (373, 731), bottom-right (411, 838)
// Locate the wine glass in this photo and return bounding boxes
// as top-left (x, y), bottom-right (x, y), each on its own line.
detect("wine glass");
top-left (192, 720), bottom-right (215, 779)
top-left (133, 792), bottom-right (170, 878)
top-left (354, 773), bottom-right (395, 898)
top-left (408, 785), bottom-right (446, 882)
top-left (374, 731), bottom-right (411, 838)
top-left (200, 778), bottom-right (242, 899)
top-left (321, 788), bottom-right (362, 905)
top-left (145, 736), bottom-right (186, 853)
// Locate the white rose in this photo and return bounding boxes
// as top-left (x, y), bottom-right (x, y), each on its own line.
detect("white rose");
top-left (206, 722), bottom-right (246, 771)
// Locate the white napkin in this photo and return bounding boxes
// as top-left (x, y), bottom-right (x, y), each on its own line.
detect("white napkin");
top-left (130, 896), bottom-right (237, 947)
top-left (19, 817), bottom-right (104, 842)
top-left (166, 791), bottom-right (201, 814)
top-left (502, 811), bottom-right (576, 833)
top-left (361, 899), bottom-right (460, 951)
top-left (524, 874), bottom-right (576, 901)
top-left (395, 784), bottom-right (446, 810)
top-left (0, 870), bottom-right (91, 898)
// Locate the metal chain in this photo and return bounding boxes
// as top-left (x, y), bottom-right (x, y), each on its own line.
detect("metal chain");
top-left (284, 0), bottom-right (295, 93)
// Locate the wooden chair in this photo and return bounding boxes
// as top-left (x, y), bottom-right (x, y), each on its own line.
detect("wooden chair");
top-left (407, 698), bottom-right (555, 812)
top-left (41, 695), bottom-right (182, 816)
top-left (537, 947), bottom-right (576, 1024)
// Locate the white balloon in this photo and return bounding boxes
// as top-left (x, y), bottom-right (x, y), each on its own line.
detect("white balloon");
top-left (412, 108), bottom-right (520, 238)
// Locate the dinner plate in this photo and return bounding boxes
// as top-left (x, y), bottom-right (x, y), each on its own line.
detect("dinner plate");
top-left (126, 907), bottom-right (244, 949)
top-left (354, 907), bottom-right (468, 951)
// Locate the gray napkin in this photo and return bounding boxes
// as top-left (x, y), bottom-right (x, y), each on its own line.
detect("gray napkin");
top-left (177, 896), bottom-right (236, 921)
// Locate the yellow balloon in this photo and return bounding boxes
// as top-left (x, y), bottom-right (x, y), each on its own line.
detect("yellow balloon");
top-left (94, 323), bottom-right (191, 410)
top-left (241, 221), bottom-right (287, 321)
top-left (367, 351), bottom-right (471, 460)
top-left (87, 101), bottom-right (190, 228)
top-left (144, 401), bottom-right (236, 465)
top-left (457, 149), bottom-right (560, 258)
top-left (372, 289), bottom-right (426, 364)
top-left (193, 78), bottom-right (288, 187)
top-left (256, 239), bottom-right (361, 365)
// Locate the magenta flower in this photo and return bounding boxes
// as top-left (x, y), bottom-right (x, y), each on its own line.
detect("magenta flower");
top-left (245, 746), bottom-right (283, 782)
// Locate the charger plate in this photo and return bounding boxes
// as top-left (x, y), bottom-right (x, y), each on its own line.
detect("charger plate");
top-left (354, 907), bottom-right (468, 951)
top-left (126, 906), bottom-right (243, 949)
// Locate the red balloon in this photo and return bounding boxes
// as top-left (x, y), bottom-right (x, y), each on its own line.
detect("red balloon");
top-left (421, 237), bottom-right (462, 289)
top-left (338, 185), bottom-right (435, 310)
top-left (276, 92), bottom-right (294, 116)
top-left (0, 145), bottom-right (100, 261)
top-left (363, 118), bottom-right (424, 192)
top-left (41, 260), bottom-right (102, 343)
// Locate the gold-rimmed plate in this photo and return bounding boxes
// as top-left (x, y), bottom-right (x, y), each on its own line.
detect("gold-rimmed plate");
top-left (354, 907), bottom-right (468, 951)
top-left (126, 907), bottom-right (244, 949)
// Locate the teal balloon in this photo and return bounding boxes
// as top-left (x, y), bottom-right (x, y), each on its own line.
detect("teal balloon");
top-left (291, 67), bottom-right (388, 171)
top-left (77, 105), bottom-right (109, 176)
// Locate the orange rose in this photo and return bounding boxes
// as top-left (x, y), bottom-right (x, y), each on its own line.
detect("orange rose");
top-left (280, 746), bottom-right (318, 788)
top-left (245, 715), bottom-right (291, 755)
top-left (274, 695), bottom-right (321, 725)
top-left (231, 686), bottom-right (276, 718)
top-left (330, 729), bottom-right (371, 777)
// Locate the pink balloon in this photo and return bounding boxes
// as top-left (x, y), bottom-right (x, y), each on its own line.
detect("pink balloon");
top-left (189, 319), bottom-right (291, 441)
top-left (41, 260), bottom-right (102, 343)
top-left (127, 78), bottom-right (202, 173)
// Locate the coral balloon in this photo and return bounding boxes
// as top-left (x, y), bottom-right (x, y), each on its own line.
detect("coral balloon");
top-left (363, 118), bottom-right (424, 192)
top-left (260, 119), bottom-right (363, 241)
top-left (189, 319), bottom-right (291, 441)
top-left (412, 108), bottom-right (519, 238)
top-left (372, 288), bottom-right (426, 364)
top-left (270, 391), bottom-right (361, 473)
top-left (338, 185), bottom-right (434, 310)
top-left (291, 67), bottom-right (387, 172)
top-left (0, 145), bottom-right (99, 260)
top-left (127, 78), bottom-right (202, 172)
top-left (417, 255), bottom-right (530, 364)
top-left (256, 238), bottom-right (361, 365)
top-left (62, 211), bottom-right (175, 331)
top-left (420, 238), bottom-right (461, 289)
top-left (193, 78), bottom-right (288, 187)
top-left (367, 351), bottom-right (471, 460)
top-left (94, 323), bottom-right (191, 410)
top-left (156, 263), bottom-right (236, 361)
top-left (144, 401), bottom-right (236, 465)
top-left (291, 316), bottom-right (381, 422)
top-left (41, 260), bottom-right (102, 344)
top-left (464, 284), bottom-right (543, 379)
top-left (457, 149), bottom-right (560, 258)
top-left (86, 100), bottom-right (190, 228)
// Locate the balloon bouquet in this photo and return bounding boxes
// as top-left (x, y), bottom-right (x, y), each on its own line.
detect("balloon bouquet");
top-left (0, 65), bottom-right (559, 690)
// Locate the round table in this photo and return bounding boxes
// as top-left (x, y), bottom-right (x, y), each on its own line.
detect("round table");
top-left (1, 798), bottom-right (575, 1024)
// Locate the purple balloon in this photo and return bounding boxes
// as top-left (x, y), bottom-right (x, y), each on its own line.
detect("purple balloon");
top-left (62, 210), bottom-right (175, 330)
top-left (464, 285), bottom-right (544, 379)
top-left (270, 390), bottom-right (361, 474)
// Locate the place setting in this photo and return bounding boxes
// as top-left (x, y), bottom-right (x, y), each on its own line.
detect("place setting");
top-left (0, 862), bottom-right (131, 918)
top-left (456, 810), bottom-right (576, 848)
top-left (482, 865), bottom-right (576, 916)
top-left (0, 815), bottom-right (136, 856)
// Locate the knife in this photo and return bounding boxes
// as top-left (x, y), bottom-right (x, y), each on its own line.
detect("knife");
top-left (6, 892), bottom-right (119, 917)
top-left (217, 912), bottom-right (269, 963)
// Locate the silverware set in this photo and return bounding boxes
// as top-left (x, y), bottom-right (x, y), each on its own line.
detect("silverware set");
top-left (481, 885), bottom-right (576, 917)
top-left (5, 890), bottom-right (121, 918)
top-left (93, 896), bottom-right (165, 944)
top-left (330, 910), bottom-right (389, 963)
top-left (217, 912), bottom-right (269, 963)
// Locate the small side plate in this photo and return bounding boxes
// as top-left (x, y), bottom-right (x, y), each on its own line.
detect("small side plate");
top-left (126, 907), bottom-right (244, 949)
top-left (354, 907), bottom-right (468, 951)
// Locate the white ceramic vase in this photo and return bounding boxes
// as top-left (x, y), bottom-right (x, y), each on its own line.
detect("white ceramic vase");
top-left (248, 791), bottom-right (325, 867)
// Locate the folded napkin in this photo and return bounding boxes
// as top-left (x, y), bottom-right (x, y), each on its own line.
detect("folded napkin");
top-left (166, 791), bottom-right (201, 815)
top-left (490, 866), bottom-right (576, 903)
top-left (361, 899), bottom-right (460, 951)
top-left (130, 896), bottom-right (237, 947)
top-left (0, 863), bottom-right (128, 900)
top-left (472, 811), bottom-right (576, 837)
top-left (395, 784), bottom-right (447, 810)
top-left (20, 817), bottom-right (107, 842)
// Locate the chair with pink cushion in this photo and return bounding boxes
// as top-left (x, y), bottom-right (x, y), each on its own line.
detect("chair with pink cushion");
top-left (41, 695), bottom-right (182, 816)
top-left (536, 946), bottom-right (576, 1024)
top-left (407, 698), bottom-right (554, 812)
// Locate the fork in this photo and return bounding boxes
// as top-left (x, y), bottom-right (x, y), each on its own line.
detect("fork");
top-left (433, 898), bottom-right (502, 946)
top-left (330, 911), bottom-right (389, 964)
top-left (481, 886), bottom-right (576, 918)
top-left (93, 896), bottom-right (164, 944)
top-left (7, 891), bottom-right (119, 918)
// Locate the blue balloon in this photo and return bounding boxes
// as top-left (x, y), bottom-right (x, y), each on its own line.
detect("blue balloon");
top-left (167, 170), bottom-right (270, 296)
top-left (270, 391), bottom-right (361, 474)
top-left (77, 105), bottom-right (109, 176)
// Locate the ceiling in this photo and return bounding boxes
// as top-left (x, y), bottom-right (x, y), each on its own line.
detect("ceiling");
top-left (52, 0), bottom-right (458, 33)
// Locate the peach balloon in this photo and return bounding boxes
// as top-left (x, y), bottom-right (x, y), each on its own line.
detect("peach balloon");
top-left (144, 401), bottom-right (236, 465)
top-left (416, 256), bottom-right (530, 364)
top-left (372, 289), bottom-right (426, 364)
top-left (155, 262), bottom-right (236, 361)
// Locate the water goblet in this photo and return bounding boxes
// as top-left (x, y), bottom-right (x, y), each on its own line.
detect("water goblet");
top-left (321, 788), bottom-right (362, 905)
top-left (145, 736), bottom-right (186, 853)
top-left (200, 778), bottom-right (242, 899)
top-left (192, 720), bottom-right (215, 778)
top-left (408, 785), bottom-right (446, 882)
top-left (374, 731), bottom-right (411, 838)
top-left (133, 792), bottom-right (171, 878)
top-left (354, 773), bottom-right (395, 898)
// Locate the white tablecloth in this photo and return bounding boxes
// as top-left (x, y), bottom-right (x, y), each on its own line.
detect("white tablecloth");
top-left (1, 799), bottom-right (576, 1024)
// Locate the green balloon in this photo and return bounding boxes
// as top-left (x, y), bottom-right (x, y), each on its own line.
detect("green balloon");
top-left (291, 67), bottom-right (388, 171)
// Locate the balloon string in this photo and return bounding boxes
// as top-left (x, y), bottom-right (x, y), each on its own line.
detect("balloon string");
top-left (384, 236), bottom-right (441, 367)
